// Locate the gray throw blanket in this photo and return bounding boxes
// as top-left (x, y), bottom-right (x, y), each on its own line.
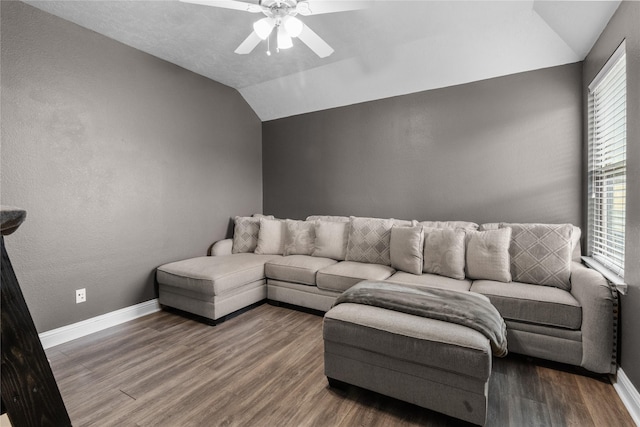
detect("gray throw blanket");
top-left (333, 281), bottom-right (508, 357)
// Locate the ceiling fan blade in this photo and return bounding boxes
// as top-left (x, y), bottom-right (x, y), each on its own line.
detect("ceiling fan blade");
top-left (234, 31), bottom-right (263, 54)
top-left (179, 0), bottom-right (263, 13)
top-left (296, 0), bottom-right (369, 16)
top-left (297, 24), bottom-right (334, 58)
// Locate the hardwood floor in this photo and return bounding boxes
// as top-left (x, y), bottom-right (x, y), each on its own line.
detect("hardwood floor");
top-left (45, 303), bottom-right (634, 426)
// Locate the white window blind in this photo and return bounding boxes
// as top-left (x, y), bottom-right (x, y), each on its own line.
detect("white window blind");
top-left (588, 41), bottom-right (626, 278)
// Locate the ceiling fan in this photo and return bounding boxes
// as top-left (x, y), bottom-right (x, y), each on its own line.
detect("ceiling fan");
top-left (179, 0), bottom-right (367, 58)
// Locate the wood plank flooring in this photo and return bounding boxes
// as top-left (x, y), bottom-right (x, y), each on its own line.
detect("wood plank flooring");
top-left (45, 303), bottom-right (634, 426)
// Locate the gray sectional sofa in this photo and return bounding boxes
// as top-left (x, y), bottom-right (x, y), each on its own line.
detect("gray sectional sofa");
top-left (157, 214), bottom-right (617, 375)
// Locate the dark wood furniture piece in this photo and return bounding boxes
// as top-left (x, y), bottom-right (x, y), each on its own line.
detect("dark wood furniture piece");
top-left (1, 207), bottom-right (71, 426)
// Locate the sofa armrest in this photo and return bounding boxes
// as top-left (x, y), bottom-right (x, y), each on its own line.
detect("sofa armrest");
top-left (210, 239), bottom-right (233, 256)
top-left (570, 261), bottom-right (616, 373)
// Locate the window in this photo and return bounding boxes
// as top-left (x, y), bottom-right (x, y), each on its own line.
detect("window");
top-left (587, 41), bottom-right (626, 278)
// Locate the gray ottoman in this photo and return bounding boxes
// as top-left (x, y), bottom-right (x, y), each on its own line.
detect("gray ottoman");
top-left (323, 303), bottom-right (492, 426)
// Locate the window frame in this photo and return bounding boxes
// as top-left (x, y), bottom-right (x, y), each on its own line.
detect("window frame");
top-left (585, 40), bottom-right (627, 292)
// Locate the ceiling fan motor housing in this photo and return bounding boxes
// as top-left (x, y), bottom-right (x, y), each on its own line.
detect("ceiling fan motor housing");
top-left (261, 0), bottom-right (300, 20)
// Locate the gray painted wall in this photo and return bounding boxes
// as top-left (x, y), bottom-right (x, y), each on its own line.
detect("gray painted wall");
top-left (263, 63), bottom-right (583, 228)
top-left (584, 1), bottom-right (640, 392)
top-left (1, 2), bottom-right (262, 332)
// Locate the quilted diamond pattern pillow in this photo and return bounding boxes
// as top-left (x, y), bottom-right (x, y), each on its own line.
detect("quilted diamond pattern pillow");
top-left (346, 217), bottom-right (394, 266)
top-left (500, 223), bottom-right (573, 290)
top-left (232, 216), bottom-right (260, 253)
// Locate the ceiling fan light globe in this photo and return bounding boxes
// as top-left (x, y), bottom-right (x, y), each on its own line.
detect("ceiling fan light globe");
top-left (277, 26), bottom-right (293, 49)
top-left (283, 16), bottom-right (303, 38)
top-left (253, 18), bottom-right (274, 40)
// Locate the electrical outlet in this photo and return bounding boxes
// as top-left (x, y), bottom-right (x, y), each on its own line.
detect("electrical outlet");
top-left (76, 288), bottom-right (86, 304)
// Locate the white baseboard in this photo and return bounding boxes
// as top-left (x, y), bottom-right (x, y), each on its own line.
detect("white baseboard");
top-left (613, 368), bottom-right (640, 426)
top-left (39, 299), bottom-right (161, 349)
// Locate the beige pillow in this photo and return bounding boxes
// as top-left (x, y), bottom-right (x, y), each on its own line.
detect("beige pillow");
top-left (390, 225), bottom-right (424, 275)
top-left (255, 218), bottom-right (286, 255)
top-left (465, 228), bottom-right (512, 282)
top-left (313, 220), bottom-right (349, 260)
top-left (346, 217), bottom-right (394, 265)
top-left (232, 216), bottom-right (260, 253)
top-left (423, 227), bottom-right (466, 280)
top-left (500, 223), bottom-right (573, 290)
top-left (283, 220), bottom-right (315, 256)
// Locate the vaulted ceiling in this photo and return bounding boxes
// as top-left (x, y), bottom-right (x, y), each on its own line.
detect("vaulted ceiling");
top-left (25, 1), bottom-right (620, 121)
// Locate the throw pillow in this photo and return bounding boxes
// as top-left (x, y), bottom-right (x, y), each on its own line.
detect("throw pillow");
top-left (500, 223), bottom-right (573, 290)
top-left (283, 220), bottom-right (316, 256)
top-left (390, 225), bottom-right (424, 275)
top-left (423, 227), bottom-right (466, 280)
top-left (313, 220), bottom-right (349, 260)
top-left (232, 216), bottom-right (260, 253)
top-left (255, 218), bottom-right (286, 255)
top-left (465, 228), bottom-right (512, 283)
top-left (346, 217), bottom-right (394, 266)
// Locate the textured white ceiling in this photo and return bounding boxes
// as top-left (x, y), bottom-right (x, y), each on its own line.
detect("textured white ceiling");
top-left (25, 0), bottom-right (620, 121)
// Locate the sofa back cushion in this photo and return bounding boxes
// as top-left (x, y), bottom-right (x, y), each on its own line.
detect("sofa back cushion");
top-left (391, 219), bottom-right (415, 227)
top-left (313, 220), bottom-right (349, 260)
top-left (418, 220), bottom-right (479, 231)
top-left (283, 220), bottom-right (316, 256)
top-left (500, 223), bottom-right (573, 291)
top-left (306, 215), bottom-right (350, 223)
top-left (390, 225), bottom-right (424, 275)
top-left (232, 216), bottom-right (261, 253)
top-left (255, 218), bottom-right (286, 255)
top-left (465, 228), bottom-right (512, 282)
top-left (423, 227), bottom-right (466, 280)
top-left (478, 223), bottom-right (500, 231)
top-left (346, 217), bottom-right (394, 265)
top-left (570, 226), bottom-right (581, 261)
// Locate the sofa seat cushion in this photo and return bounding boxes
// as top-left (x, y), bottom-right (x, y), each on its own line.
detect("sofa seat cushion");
top-left (386, 272), bottom-right (472, 292)
top-left (265, 255), bottom-right (337, 286)
top-left (316, 261), bottom-right (395, 293)
top-left (157, 254), bottom-right (281, 296)
top-left (470, 280), bottom-right (581, 330)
